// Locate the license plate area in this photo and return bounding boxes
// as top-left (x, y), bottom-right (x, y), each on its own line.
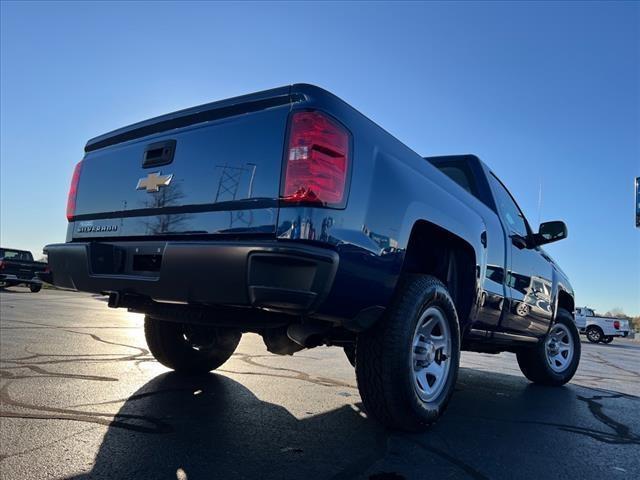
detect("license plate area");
top-left (132, 254), bottom-right (162, 272)
top-left (89, 243), bottom-right (165, 277)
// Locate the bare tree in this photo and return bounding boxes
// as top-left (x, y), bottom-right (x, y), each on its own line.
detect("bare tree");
top-left (140, 182), bottom-right (192, 235)
top-left (603, 307), bottom-right (631, 319)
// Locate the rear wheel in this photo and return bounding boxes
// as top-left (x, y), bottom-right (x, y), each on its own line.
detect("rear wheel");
top-left (516, 309), bottom-right (581, 386)
top-left (355, 275), bottom-right (460, 431)
top-left (586, 325), bottom-right (603, 343)
top-left (601, 336), bottom-right (614, 344)
top-left (343, 344), bottom-right (356, 367)
top-left (29, 284), bottom-right (42, 293)
top-left (144, 316), bottom-right (241, 373)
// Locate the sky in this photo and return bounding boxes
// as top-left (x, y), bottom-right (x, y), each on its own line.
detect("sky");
top-left (1, 1), bottom-right (639, 315)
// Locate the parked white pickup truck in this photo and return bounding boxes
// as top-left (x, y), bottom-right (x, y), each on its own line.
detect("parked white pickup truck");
top-left (574, 307), bottom-right (631, 344)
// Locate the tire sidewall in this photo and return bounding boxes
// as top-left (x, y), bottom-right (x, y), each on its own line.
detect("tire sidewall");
top-left (395, 282), bottom-right (461, 425)
top-left (145, 316), bottom-right (241, 373)
top-left (586, 326), bottom-right (602, 343)
top-left (539, 311), bottom-right (581, 383)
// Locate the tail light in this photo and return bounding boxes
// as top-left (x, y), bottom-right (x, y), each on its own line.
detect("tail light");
top-left (66, 160), bottom-right (84, 221)
top-left (614, 320), bottom-right (620, 329)
top-left (282, 111), bottom-right (350, 206)
top-left (0, 261), bottom-right (4, 270)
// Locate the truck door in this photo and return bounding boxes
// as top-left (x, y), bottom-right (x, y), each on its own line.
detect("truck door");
top-left (487, 173), bottom-right (554, 339)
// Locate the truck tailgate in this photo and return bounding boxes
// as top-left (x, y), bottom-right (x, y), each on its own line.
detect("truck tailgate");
top-left (2, 260), bottom-right (47, 278)
top-left (70, 87), bottom-right (297, 239)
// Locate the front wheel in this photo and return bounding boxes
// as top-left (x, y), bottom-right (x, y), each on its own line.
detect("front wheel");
top-left (29, 284), bottom-right (42, 293)
top-left (355, 275), bottom-right (460, 431)
top-left (601, 336), bottom-right (614, 344)
top-left (144, 316), bottom-right (241, 373)
top-left (516, 309), bottom-right (581, 386)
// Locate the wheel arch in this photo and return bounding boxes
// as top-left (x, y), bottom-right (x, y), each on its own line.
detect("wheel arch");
top-left (586, 324), bottom-right (604, 334)
top-left (399, 219), bottom-right (479, 330)
top-left (556, 289), bottom-right (575, 318)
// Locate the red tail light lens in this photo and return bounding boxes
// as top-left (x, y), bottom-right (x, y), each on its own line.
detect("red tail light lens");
top-left (614, 320), bottom-right (620, 329)
top-left (282, 111), bottom-right (350, 206)
top-left (0, 261), bottom-right (5, 270)
top-left (66, 160), bottom-right (84, 221)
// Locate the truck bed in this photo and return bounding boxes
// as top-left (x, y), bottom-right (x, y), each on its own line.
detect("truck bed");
top-left (52, 84), bottom-right (500, 324)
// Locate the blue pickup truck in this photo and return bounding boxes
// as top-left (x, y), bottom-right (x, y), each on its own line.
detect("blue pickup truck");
top-left (45, 84), bottom-right (580, 431)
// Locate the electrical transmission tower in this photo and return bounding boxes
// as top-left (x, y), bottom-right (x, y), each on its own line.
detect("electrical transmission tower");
top-left (214, 163), bottom-right (257, 228)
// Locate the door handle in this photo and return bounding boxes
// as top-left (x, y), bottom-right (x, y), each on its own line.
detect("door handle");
top-left (143, 139), bottom-right (176, 168)
top-left (480, 231), bottom-right (487, 248)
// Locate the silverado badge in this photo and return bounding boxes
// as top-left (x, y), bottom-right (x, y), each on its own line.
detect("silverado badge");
top-left (136, 172), bottom-right (173, 193)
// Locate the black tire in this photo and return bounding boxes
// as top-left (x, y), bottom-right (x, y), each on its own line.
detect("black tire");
top-left (602, 336), bottom-right (614, 344)
top-left (516, 309), bottom-right (581, 386)
top-left (586, 325), bottom-right (603, 343)
top-left (144, 316), bottom-right (241, 373)
top-left (343, 344), bottom-right (356, 367)
top-left (29, 284), bottom-right (42, 293)
top-left (355, 275), bottom-right (460, 432)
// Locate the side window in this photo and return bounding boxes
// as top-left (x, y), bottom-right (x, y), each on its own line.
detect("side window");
top-left (488, 173), bottom-right (529, 237)
top-left (486, 265), bottom-right (505, 283)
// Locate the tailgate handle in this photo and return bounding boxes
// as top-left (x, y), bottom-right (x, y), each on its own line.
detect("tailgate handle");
top-left (143, 139), bottom-right (176, 168)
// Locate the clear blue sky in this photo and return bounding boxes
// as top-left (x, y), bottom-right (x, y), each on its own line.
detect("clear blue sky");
top-left (1, 1), bottom-right (638, 315)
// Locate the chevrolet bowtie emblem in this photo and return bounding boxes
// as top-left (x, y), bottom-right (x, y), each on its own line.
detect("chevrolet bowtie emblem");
top-left (136, 172), bottom-right (173, 193)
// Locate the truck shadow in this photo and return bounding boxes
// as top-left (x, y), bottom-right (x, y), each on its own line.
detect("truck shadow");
top-left (65, 367), bottom-right (640, 480)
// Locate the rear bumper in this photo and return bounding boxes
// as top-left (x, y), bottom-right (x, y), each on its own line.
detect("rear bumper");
top-left (579, 329), bottom-right (630, 338)
top-left (0, 274), bottom-right (42, 286)
top-left (44, 241), bottom-right (338, 314)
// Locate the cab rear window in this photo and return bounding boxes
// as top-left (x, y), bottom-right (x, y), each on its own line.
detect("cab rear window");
top-left (0, 249), bottom-right (33, 261)
top-left (439, 166), bottom-right (476, 195)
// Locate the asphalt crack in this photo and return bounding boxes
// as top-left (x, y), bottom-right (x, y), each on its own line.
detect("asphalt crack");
top-left (452, 392), bottom-right (640, 446)
top-left (221, 353), bottom-right (358, 389)
top-left (403, 436), bottom-right (490, 480)
top-left (0, 383), bottom-right (172, 434)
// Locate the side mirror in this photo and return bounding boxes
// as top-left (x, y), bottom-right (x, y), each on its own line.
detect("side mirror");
top-left (534, 221), bottom-right (567, 246)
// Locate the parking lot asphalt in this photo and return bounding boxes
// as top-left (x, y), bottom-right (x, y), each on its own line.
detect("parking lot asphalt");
top-left (1, 288), bottom-right (639, 480)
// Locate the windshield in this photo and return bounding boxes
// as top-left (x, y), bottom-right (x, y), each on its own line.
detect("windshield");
top-left (0, 249), bottom-right (33, 261)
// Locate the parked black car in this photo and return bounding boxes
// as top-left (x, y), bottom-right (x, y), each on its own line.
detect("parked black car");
top-left (0, 248), bottom-right (47, 292)
top-left (45, 84), bottom-right (580, 431)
